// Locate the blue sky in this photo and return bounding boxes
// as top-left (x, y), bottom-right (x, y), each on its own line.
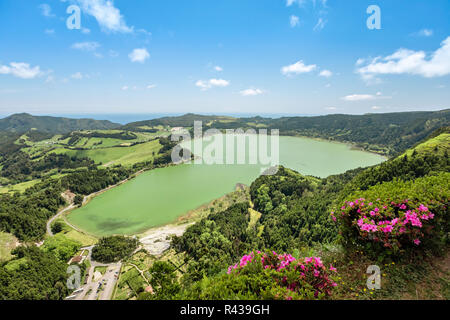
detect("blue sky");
top-left (0, 0), bottom-right (449, 115)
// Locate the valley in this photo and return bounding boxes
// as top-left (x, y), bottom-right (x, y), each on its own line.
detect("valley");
top-left (0, 112), bottom-right (448, 301)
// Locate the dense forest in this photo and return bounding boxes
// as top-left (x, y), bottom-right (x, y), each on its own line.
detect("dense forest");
top-left (1, 152), bottom-right (95, 183)
top-left (91, 236), bottom-right (139, 263)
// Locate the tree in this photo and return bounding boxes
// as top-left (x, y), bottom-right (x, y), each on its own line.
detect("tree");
top-left (51, 221), bottom-right (64, 234)
top-left (74, 195), bottom-right (83, 207)
top-left (148, 261), bottom-right (180, 300)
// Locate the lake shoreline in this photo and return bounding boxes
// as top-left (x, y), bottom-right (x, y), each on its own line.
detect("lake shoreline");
top-left (65, 135), bottom-right (387, 237)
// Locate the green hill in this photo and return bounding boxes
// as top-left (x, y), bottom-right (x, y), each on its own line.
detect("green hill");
top-left (122, 109), bottom-right (450, 156)
top-left (0, 113), bottom-right (120, 134)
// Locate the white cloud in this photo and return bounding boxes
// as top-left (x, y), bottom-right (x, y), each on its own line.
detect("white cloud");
top-left (121, 85), bottom-right (129, 91)
top-left (0, 62), bottom-right (42, 79)
top-left (71, 41), bottom-right (101, 51)
top-left (290, 15), bottom-right (300, 28)
top-left (356, 58), bottom-right (365, 66)
top-left (214, 66), bottom-right (223, 72)
top-left (71, 72), bottom-right (83, 79)
top-left (75, 0), bottom-right (133, 33)
top-left (371, 106), bottom-right (382, 110)
top-left (39, 4), bottom-right (54, 17)
top-left (240, 88), bottom-right (264, 96)
top-left (325, 106), bottom-right (337, 111)
top-left (195, 79), bottom-right (230, 90)
top-left (45, 29), bottom-right (55, 35)
top-left (281, 60), bottom-right (317, 76)
top-left (357, 36), bottom-right (450, 80)
top-left (313, 17), bottom-right (327, 31)
top-left (319, 69), bottom-right (332, 78)
top-left (128, 48), bottom-right (150, 63)
top-left (342, 94), bottom-right (376, 101)
top-left (81, 28), bottom-right (91, 34)
top-left (147, 84), bottom-right (157, 89)
top-left (418, 29), bottom-right (433, 37)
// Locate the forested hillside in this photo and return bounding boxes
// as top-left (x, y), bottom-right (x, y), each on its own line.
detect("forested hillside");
top-left (0, 113), bottom-right (120, 134)
top-left (123, 109), bottom-right (450, 156)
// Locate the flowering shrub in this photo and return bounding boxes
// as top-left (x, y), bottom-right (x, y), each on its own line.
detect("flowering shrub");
top-left (226, 251), bottom-right (338, 300)
top-left (334, 173), bottom-right (449, 255)
top-left (333, 199), bottom-right (435, 251)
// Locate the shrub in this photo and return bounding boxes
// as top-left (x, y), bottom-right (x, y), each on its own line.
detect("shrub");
top-left (334, 172), bottom-right (449, 258)
top-left (91, 236), bottom-right (138, 263)
top-left (184, 251), bottom-right (337, 300)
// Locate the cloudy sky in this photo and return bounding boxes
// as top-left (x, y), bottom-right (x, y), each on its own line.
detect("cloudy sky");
top-left (0, 0), bottom-right (449, 115)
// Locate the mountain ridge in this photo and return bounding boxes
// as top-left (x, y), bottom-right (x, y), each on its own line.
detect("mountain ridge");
top-left (0, 113), bottom-right (121, 134)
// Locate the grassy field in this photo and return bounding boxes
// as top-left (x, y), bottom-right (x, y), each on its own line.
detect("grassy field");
top-left (0, 232), bottom-right (18, 262)
top-left (19, 129), bottom-right (169, 166)
top-left (404, 133), bottom-right (450, 157)
top-left (0, 179), bottom-right (41, 194)
top-left (51, 218), bottom-right (98, 247)
top-left (51, 139), bottom-right (162, 167)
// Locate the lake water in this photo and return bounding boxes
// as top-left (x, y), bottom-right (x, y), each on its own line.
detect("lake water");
top-left (67, 135), bottom-right (386, 236)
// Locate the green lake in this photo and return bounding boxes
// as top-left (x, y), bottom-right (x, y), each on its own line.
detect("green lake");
top-left (67, 135), bottom-right (386, 236)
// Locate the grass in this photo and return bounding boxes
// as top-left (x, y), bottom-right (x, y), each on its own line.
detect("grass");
top-left (403, 133), bottom-right (450, 157)
top-left (4, 257), bottom-right (28, 272)
top-left (173, 186), bottom-right (251, 225)
top-left (0, 179), bottom-right (41, 194)
top-left (0, 232), bottom-right (18, 262)
top-left (94, 266), bottom-right (107, 276)
top-left (19, 130), bottom-right (166, 167)
top-left (51, 218), bottom-right (98, 247)
top-left (248, 208), bottom-right (262, 230)
top-left (50, 139), bottom-right (162, 167)
top-left (315, 244), bottom-right (450, 300)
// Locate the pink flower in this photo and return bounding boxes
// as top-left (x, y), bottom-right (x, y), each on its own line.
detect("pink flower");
top-left (413, 239), bottom-right (421, 245)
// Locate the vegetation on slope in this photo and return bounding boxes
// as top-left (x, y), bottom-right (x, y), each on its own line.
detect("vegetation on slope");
top-left (123, 109), bottom-right (450, 156)
top-left (141, 131), bottom-right (449, 300)
top-left (0, 246), bottom-right (70, 300)
top-left (91, 236), bottom-right (139, 263)
top-left (0, 113), bottom-right (120, 134)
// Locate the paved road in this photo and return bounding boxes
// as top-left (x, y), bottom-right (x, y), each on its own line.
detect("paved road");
top-left (72, 246), bottom-right (122, 300)
top-left (99, 264), bottom-right (122, 300)
top-left (46, 204), bottom-right (76, 236)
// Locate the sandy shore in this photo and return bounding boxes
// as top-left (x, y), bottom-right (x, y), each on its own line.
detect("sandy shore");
top-left (139, 223), bottom-right (194, 256)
